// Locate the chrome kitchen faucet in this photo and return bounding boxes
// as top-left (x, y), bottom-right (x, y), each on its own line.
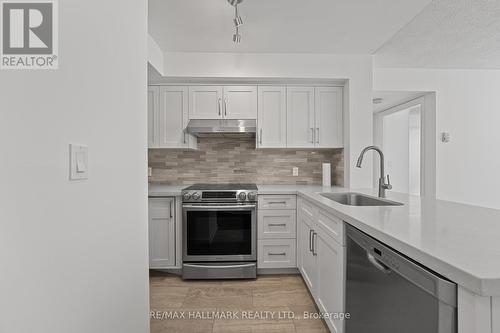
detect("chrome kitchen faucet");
top-left (356, 146), bottom-right (392, 198)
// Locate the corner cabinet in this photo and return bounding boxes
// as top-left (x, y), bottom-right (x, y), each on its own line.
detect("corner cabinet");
top-left (148, 86), bottom-right (197, 149)
top-left (148, 197), bottom-right (176, 268)
top-left (189, 86), bottom-right (257, 120)
top-left (297, 197), bottom-right (346, 333)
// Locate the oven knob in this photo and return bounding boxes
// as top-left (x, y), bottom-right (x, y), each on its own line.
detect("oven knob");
top-left (191, 192), bottom-right (201, 200)
top-left (183, 193), bottom-right (191, 201)
top-left (238, 192), bottom-right (247, 201)
top-left (247, 192), bottom-right (256, 201)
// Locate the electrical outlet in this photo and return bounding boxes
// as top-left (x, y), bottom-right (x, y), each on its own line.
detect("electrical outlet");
top-left (292, 167), bottom-right (299, 177)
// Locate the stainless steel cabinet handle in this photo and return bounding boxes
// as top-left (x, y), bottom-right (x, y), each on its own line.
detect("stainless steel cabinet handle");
top-left (312, 231), bottom-right (317, 256)
top-left (309, 229), bottom-right (314, 252)
top-left (310, 128), bottom-right (314, 143)
top-left (259, 128), bottom-right (263, 144)
top-left (316, 128), bottom-right (320, 144)
top-left (268, 252), bottom-right (287, 256)
top-left (224, 98), bottom-right (228, 117)
top-left (169, 200), bottom-right (173, 218)
top-left (269, 201), bottom-right (287, 204)
top-left (218, 98), bottom-right (221, 116)
top-left (268, 223), bottom-right (286, 227)
top-left (183, 131), bottom-right (187, 144)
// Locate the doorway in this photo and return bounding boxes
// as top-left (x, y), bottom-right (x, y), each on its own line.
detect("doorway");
top-left (373, 95), bottom-right (433, 196)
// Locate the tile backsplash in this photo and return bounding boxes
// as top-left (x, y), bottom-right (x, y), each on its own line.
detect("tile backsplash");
top-left (148, 135), bottom-right (344, 186)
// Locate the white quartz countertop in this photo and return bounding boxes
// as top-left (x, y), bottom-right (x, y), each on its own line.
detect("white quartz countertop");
top-left (148, 184), bottom-right (185, 197)
top-left (149, 183), bottom-right (500, 296)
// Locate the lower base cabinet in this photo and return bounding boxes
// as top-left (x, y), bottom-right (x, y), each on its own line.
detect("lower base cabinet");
top-left (316, 224), bottom-right (345, 333)
top-left (148, 197), bottom-right (176, 269)
top-left (258, 195), bottom-right (297, 269)
top-left (298, 197), bottom-right (345, 333)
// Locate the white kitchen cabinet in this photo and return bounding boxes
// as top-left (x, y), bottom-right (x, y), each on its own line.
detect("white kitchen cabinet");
top-left (148, 86), bottom-right (160, 148)
top-left (286, 86), bottom-right (343, 148)
top-left (148, 85), bottom-right (197, 149)
top-left (315, 87), bottom-right (343, 148)
top-left (258, 209), bottom-right (296, 239)
top-left (297, 197), bottom-right (346, 333)
top-left (257, 86), bottom-right (287, 148)
top-left (188, 85), bottom-right (256, 120)
top-left (148, 197), bottom-right (176, 268)
top-left (316, 223), bottom-right (345, 333)
top-left (224, 86), bottom-right (257, 119)
top-left (158, 86), bottom-right (196, 149)
top-left (188, 86), bottom-right (223, 119)
top-left (257, 239), bottom-right (296, 269)
top-left (257, 195), bottom-right (297, 269)
top-left (287, 86), bottom-right (315, 148)
top-left (258, 195), bottom-right (296, 210)
top-left (298, 211), bottom-right (317, 293)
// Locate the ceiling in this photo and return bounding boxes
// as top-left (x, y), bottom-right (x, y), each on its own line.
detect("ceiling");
top-left (149, 0), bottom-right (432, 54)
top-left (372, 91), bottom-right (426, 113)
top-left (375, 0), bottom-right (500, 69)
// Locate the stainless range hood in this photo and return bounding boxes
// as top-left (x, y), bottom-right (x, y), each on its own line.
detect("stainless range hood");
top-left (186, 119), bottom-right (256, 136)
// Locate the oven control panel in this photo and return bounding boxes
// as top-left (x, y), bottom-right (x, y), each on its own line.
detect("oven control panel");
top-left (182, 190), bottom-right (257, 203)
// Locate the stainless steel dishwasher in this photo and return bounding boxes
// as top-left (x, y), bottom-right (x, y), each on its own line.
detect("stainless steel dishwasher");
top-left (345, 224), bottom-right (457, 333)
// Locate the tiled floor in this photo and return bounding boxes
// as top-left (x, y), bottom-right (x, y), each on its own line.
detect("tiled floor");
top-left (149, 272), bottom-right (329, 333)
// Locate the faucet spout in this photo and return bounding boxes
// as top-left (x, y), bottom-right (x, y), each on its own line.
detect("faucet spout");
top-left (356, 146), bottom-right (392, 198)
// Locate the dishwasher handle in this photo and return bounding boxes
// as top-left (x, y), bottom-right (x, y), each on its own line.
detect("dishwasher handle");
top-left (367, 253), bottom-right (391, 274)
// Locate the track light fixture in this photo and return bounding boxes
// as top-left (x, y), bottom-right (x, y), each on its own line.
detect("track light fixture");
top-left (227, 0), bottom-right (244, 43)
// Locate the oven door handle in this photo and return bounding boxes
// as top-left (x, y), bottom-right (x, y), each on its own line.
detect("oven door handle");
top-left (182, 205), bottom-right (256, 209)
top-left (183, 263), bottom-right (256, 269)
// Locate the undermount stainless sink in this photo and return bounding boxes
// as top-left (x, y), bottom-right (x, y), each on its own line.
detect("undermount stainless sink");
top-left (320, 192), bottom-right (403, 206)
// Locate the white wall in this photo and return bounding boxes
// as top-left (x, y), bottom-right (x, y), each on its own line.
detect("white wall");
top-left (374, 68), bottom-right (500, 209)
top-left (148, 34), bottom-right (164, 75)
top-left (162, 52), bottom-right (374, 188)
top-left (0, 1), bottom-right (150, 332)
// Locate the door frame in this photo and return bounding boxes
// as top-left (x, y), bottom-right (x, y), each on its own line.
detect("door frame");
top-left (373, 94), bottom-right (436, 198)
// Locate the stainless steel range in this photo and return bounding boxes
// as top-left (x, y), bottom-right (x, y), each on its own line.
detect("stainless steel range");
top-left (181, 183), bottom-right (258, 279)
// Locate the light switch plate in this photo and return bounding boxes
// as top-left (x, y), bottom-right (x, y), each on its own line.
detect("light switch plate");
top-left (292, 167), bottom-right (299, 177)
top-left (70, 144), bottom-right (88, 180)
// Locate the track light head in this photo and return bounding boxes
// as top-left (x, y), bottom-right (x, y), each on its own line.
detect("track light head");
top-left (234, 16), bottom-right (243, 27)
top-left (233, 32), bottom-right (241, 43)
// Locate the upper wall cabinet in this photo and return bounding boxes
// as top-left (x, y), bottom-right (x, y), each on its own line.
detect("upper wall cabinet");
top-left (315, 87), bottom-right (343, 148)
top-left (224, 86), bottom-right (258, 119)
top-left (286, 86), bottom-right (343, 149)
top-left (189, 86), bottom-right (257, 120)
top-left (188, 86), bottom-right (223, 119)
top-left (257, 86), bottom-right (287, 148)
top-left (148, 85), bottom-right (196, 149)
top-left (287, 86), bottom-right (316, 148)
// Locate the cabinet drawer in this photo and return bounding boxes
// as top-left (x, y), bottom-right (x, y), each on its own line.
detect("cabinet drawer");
top-left (258, 195), bottom-right (296, 210)
top-left (258, 210), bottom-right (296, 239)
top-left (317, 208), bottom-right (344, 246)
top-left (258, 239), bottom-right (296, 268)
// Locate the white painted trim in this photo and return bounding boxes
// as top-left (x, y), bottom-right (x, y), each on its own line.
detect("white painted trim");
top-left (373, 94), bottom-right (436, 199)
